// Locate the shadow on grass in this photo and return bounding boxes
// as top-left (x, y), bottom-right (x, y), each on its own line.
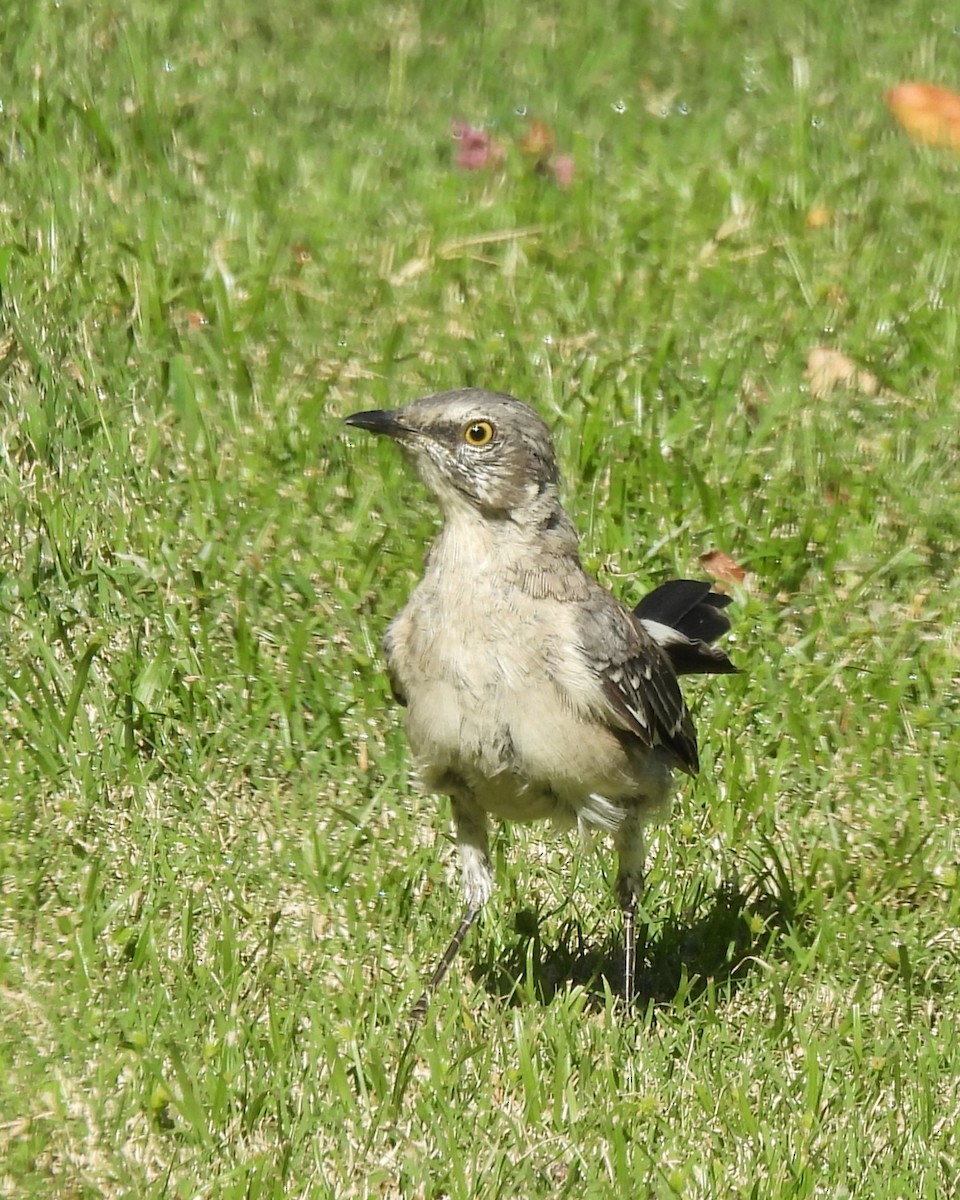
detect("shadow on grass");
top-left (473, 870), bottom-right (803, 1011)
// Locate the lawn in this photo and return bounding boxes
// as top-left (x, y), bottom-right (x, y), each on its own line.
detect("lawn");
top-left (1, 0), bottom-right (959, 1196)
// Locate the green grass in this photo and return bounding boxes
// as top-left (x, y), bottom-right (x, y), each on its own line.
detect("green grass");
top-left (2, 0), bottom-right (960, 1195)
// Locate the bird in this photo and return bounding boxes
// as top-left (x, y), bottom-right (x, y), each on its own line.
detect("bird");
top-left (344, 388), bottom-right (737, 1020)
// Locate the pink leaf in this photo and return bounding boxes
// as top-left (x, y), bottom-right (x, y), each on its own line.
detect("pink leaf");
top-left (551, 153), bottom-right (575, 189)
top-left (452, 121), bottom-right (500, 170)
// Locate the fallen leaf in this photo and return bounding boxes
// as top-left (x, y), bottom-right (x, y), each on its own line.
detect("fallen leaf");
top-left (172, 308), bottom-right (209, 333)
top-left (518, 118), bottom-right (555, 163)
top-left (886, 82), bottom-right (960, 150)
top-left (699, 550), bottom-right (746, 585)
top-left (806, 346), bottom-right (879, 399)
top-left (451, 121), bottom-right (505, 170)
top-left (551, 153), bottom-right (575, 189)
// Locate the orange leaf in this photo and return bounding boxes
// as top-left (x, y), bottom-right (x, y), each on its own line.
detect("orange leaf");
top-left (886, 82), bottom-right (960, 150)
top-left (805, 205), bottom-right (831, 230)
top-left (699, 550), bottom-right (746, 586)
top-left (518, 118), bottom-right (555, 163)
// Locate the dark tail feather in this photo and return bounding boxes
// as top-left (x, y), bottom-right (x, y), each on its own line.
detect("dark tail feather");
top-left (634, 579), bottom-right (733, 642)
top-left (634, 580), bottom-right (738, 676)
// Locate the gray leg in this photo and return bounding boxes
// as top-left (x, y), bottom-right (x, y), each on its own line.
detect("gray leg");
top-left (615, 816), bottom-right (646, 1004)
top-left (409, 793), bottom-right (492, 1024)
top-left (409, 905), bottom-right (480, 1024)
top-left (621, 894), bottom-right (637, 1004)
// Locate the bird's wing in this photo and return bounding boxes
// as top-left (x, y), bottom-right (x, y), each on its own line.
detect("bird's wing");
top-left (577, 592), bottom-right (700, 776)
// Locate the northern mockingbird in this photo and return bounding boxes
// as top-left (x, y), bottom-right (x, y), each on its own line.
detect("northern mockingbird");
top-left (345, 389), bottom-right (736, 1019)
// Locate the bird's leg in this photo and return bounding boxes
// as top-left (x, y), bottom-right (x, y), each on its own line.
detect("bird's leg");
top-left (622, 892), bottom-right (637, 1004)
top-left (409, 792), bottom-right (492, 1025)
top-left (409, 906), bottom-right (480, 1024)
top-left (615, 816), bottom-right (646, 1005)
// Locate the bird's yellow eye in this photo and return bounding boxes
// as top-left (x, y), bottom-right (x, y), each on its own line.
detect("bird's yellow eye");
top-left (463, 420), bottom-right (495, 447)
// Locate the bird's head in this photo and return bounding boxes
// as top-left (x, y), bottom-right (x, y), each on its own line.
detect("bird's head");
top-left (345, 389), bottom-right (566, 527)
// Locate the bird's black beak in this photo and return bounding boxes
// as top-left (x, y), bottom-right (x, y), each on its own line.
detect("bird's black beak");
top-left (344, 409), bottom-right (406, 438)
